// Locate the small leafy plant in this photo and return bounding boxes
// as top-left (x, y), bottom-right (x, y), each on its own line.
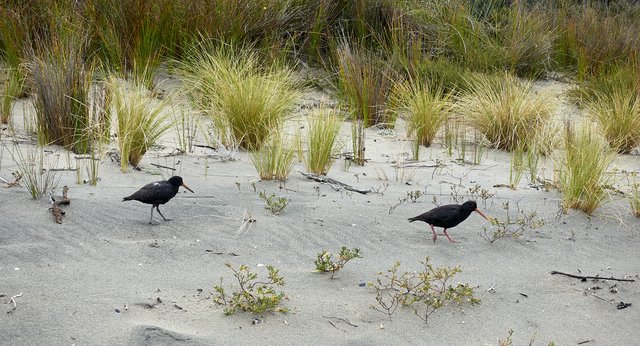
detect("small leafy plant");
top-left (369, 257), bottom-right (479, 324)
top-left (213, 262), bottom-right (287, 315)
top-left (259, 191), bottom-right (288, 215)
top-left (314, 247), bottom-right (362, 279)
top-left (481, 201), bottom-right (544, 243)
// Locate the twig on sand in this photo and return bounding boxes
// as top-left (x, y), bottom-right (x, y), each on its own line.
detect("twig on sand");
top-left (149, 162), bottom-right (176, 171)
top-left (1, 172), bottom-right (22, 187)
top-left (299, 172), bottom-right (371, 194)
top-left (50, 186), bottom-right (71, 224)
top-left (7, 292), bottom-right (22, 313)
top-left (391, 162), bottom-right (442, 169)
top-left (551, 270), bottom-right (635, 282)
top-left (236, 210), bottom-right (255, 238)
top-left (322, 315), bottom-right (358, 328)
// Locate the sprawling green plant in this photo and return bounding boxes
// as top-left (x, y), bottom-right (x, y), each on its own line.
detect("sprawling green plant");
top-left (213, 262), bottom-right (288, 315)
top-left (586, 87), bottom-right (640, 154)
top-left (458, 72), bottom-right (553, 152)
top-left (305, 108), bottom-right (342, 175)
top-left (315, 247), bottom-right (362, 279)
top-left (178, 43), bottom-right (301, 150)
top-left (110, 77), bottom-right (173, 171)
top-left (557, 123), bottom-right (616, 215)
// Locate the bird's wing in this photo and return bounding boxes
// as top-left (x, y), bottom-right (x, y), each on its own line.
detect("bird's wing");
top-left (126, 182), bottom-right (165, 201)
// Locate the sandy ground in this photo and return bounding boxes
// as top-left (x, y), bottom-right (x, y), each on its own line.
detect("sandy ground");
top-left (1, 77), bottom-right (639, 345)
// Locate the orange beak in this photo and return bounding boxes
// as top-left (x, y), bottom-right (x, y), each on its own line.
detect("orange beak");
top-left (475, 208), bottom-right (489, 221)
top-left (181, 183), bottom-right (194, 193)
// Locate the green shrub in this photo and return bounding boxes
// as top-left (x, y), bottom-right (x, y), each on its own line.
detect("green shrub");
top-left (315, 247), bottom-right (362, 279)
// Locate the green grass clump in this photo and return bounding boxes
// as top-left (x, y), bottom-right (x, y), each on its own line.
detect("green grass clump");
top-left (391, 79), bottom-right (452, 148)
top-left (557, 123), bottom-right (616, 215)
top-left (1, 68), bottom-right (23, 124)
top-left (585, 87), bottom-right (640, 154)
top-left (258, 191), bottom-right (289, 215)
top-left (178, 43), bottom-right (301, 150)
top-left (250, 134), bottom-right (295, 181)
top-left (305, 108), bottom-right (342, 175)
top-left (213, 262), bottom-right (287, 315)
top-left (458, 72), bottom-right (553, 152)
top-left (628, 174), bottom-right (640, 218)
top-left (110, 78), bottom-right (173, 171)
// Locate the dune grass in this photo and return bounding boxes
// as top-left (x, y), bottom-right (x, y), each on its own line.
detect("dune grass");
top-left (110, 77), bottom-right (173, 171)
top-left (458, 72), bottom-right (553, 152)
top-left (305, 108), bottom-right (342, 175)
top-left (557, 123), bottom-right (616, 215)
top-left (28, 35), bottom-right (96, 154)
top-left (250, 133), bottom-right (296, 181)
top-left (178, 43), bottom-right (301, 151)
top-left (4, 143), bottom-right (60, 199)
top-left (391, 79), bottom-right (452, 148)
top-left (1, 68), bottom-right (23, 124)
top-left (629, 173), bottom-right (640, 218)
top-left (585, 86), bottom-right (640, 154)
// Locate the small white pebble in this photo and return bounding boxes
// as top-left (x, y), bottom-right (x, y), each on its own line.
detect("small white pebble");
top-left (283, 320), bottom-right (288, 325)
top-left (138, 263), bottom-right (142, 266)
top-left (14, 268), bottom-right (19, 271)
top-left (257, 263), bottom-right (264, 267)
top-left (379, 323), bottom-right (384, 329)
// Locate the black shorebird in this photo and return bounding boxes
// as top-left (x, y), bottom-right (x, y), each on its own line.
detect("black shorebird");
top-left (123, 176), bottom-right (194, 224)
top-left (408, 200), bottom-right (489, 243)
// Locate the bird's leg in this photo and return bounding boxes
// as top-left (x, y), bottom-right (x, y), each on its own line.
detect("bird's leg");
top-left (443, 229), bottom-right (459, 243)
top-left (155, 205), bottom-right (172, 222)
top-left (430, 224), bottom-right (438, 243)
top-left (149, 206), bottom-right (159, 225)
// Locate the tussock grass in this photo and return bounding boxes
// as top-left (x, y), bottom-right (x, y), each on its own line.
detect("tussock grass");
top-left (28, 35), bottom-right (96, 154)
top-left (305, 108), bottom-right (342, 175)
top-left (557, 123), bottom-right (615, 215)
top-left (458, 73), bottom-right (553, 152)
top-left (250, 133), bottom-right (295, 181)
top-left (110, 77), bottom-right (173, 171)
top-left (178, 43), bottom-right (301, 150)
top-left (391, 79), bottom-right (452, 148)
top-left (1, 68), bottom-right (23, 124)
top-left (585, 87), bottom-right (640, 154)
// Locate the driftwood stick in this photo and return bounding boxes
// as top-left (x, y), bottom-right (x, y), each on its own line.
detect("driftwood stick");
top-left (550, 270), bottom-right (636, 282)
top-left (299, 172), bottom-right (371, 194)
top-left (51, 186), bottom-right (71, 224)
top-left (150, 162), bottom-right (177, 170)
top-left (7, 292), bottom-right (22, 313)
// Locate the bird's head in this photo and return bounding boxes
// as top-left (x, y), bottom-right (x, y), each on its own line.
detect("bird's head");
top-left (462, 200), bottom-right (489, 220)
top-left (169, 176), bottom-right (194, 193)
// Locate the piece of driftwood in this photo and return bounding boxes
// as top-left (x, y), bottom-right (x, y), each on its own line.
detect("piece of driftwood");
top-left (550, 270), bottom-right (636, 282)
top-left (51, 186), bottom-right (71, 224)
top-left (299, 172), bottom-right (371, 194)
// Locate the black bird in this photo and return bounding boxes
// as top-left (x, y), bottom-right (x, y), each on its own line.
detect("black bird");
top-left (123, 176), bottom-right (194, 224)
top-left (408, 200), bottom-right (489, 243)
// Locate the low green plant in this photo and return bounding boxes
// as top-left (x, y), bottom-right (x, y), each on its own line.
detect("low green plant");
top-left (305, 108), bottom-right (342, 175)
top-left (110, 77), bottom-right (174, 171)
top-left (557, 123), bottom-right (616, 215)
top-left (391, 79), bottom-right (452, 148)
top-left (369, 257), bottom-right (479, 324)
top-left (314, 247), bottom-right (362, 279)
top-left (458, 72), bottom-right (553, 152)
top-left (178, 43), bottom-right (301, 150)
top-left (250, 134), bottom-right (295, 181)
top-left (585, 86), bottom-right (640, 154)
top-left (258, 191), bottom-right (288, 215)
top-left (213, 262), bottom-right (287, 315)
top-left (481, 201), bottom-right (544, 243)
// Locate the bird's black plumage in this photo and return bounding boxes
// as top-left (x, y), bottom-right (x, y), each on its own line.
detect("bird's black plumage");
top-left (408, 200), bottom-right (488, 243)
top-left (123, 176), bottom-right (194, 224)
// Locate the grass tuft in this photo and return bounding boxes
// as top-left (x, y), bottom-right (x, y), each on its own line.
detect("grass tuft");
top-left (557, 122), bottom-right (616, 215)
top-left (458, 72), bottom-right (553, 152)
top-left (110, 77), bottom-right (173, 171)
top-left (305, 108), bottom-right (342, 175)
top-left (585, 86), bottom-right (640, 154)
top-left (250, 133), bottom-right (295, 181)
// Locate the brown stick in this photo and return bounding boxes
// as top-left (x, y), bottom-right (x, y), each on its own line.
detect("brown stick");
top-left (51, 186), bottom-right (71, 224)
top-left (551, 270), bottom-right (635, 282)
